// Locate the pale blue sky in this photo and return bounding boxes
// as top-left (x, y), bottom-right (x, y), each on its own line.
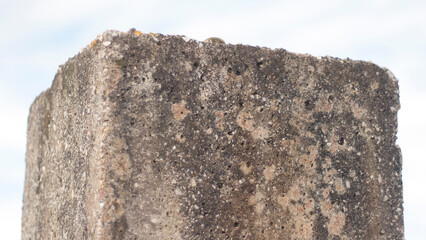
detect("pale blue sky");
top-left (1, 0), bottom-right (425, 239)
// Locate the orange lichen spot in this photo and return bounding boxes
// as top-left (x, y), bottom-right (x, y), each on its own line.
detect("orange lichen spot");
top-left (236, 110), bottom-right (269, 140)
top-left (299, 145), bottom-right (318, 173)
top-left (320, 200), bottom-right (332, 216)
top-left (90, 39), bottom-right (97, 48)
top-left (263, 165), bottom-right (276, 181)
top-left (134, 30), bottom-right (142, 36)
top-left (295, 203), bottom-right (305, 215)
top-left (304, 198), bottom-right (315, 213)
top-left (214, 111), bottom-right (225, 130)
top-left (294, 221), bottom-right (313, 239)
top-left (322, 187), bottom-right (330, 199)
top-left (248, 192), bottom-right (265, 214)
top-left (277, 185), bottom-right (301, 211)
top-left (215, 111), bottom-right (225, 119)
top-left (149, 32), bottom-right (155, 37)
top-left (288, 186), bottom-right (302, 200)
top-left (248, 195), bottom-right (257, 206)
top-left (328, 211), bottom-right (346, 236)
top-left (277, 195), bottom-right (287, 208)
top-left (252, 126), bottom-right (270, 140)
top-left (171, 101), bottom-right (190, 121)
top-left (255, 201), bottom-right (265, 214)
top-left (240, 162), bottom-right (252, 175)
top-left (236, 111), bottom-right (254, 131)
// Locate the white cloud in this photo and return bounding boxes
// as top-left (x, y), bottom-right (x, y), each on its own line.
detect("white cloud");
top-left (400, 93), bottom-right (426, 194)
top-left (26, 0), bottom-right (117, 24)
top-left (404, 202), bottom-right (426, 240)
top-left (0, 200), bottom-right (22, 239)
top-left (173, 0), bottom-right (342, 43)
top-left (0, 101), bottom-right (28, 153)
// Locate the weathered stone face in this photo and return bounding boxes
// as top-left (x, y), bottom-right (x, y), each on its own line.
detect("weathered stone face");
top-left (22, 30), bottom-right (403, 239)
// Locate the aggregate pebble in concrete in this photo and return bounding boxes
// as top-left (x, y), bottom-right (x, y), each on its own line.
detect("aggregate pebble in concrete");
top-left (22, 29), bottom-right (403, 239)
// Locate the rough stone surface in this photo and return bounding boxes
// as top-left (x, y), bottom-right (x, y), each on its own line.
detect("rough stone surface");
top-left (22, 29), bottom-right (403, 239)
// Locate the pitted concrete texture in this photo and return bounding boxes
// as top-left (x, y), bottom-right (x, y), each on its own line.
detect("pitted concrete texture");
top-left (22, 29), bottom-right (403, 239)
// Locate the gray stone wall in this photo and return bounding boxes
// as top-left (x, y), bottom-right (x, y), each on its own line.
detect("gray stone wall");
top-left (22, 30), bottom-right (403, 239)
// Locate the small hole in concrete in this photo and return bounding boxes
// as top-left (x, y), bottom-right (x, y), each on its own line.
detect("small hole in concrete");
top-left (304, 100), bottom-right (311, 108)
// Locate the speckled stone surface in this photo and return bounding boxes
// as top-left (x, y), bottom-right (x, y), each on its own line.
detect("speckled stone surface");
top-left (22, 29), bottom-right (403, 240)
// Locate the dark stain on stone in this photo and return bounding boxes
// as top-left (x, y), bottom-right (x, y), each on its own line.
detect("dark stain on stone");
top-left (112, 214), bottom-right (128, 240)
top-left (314, 213), bottom-right (328, 239)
